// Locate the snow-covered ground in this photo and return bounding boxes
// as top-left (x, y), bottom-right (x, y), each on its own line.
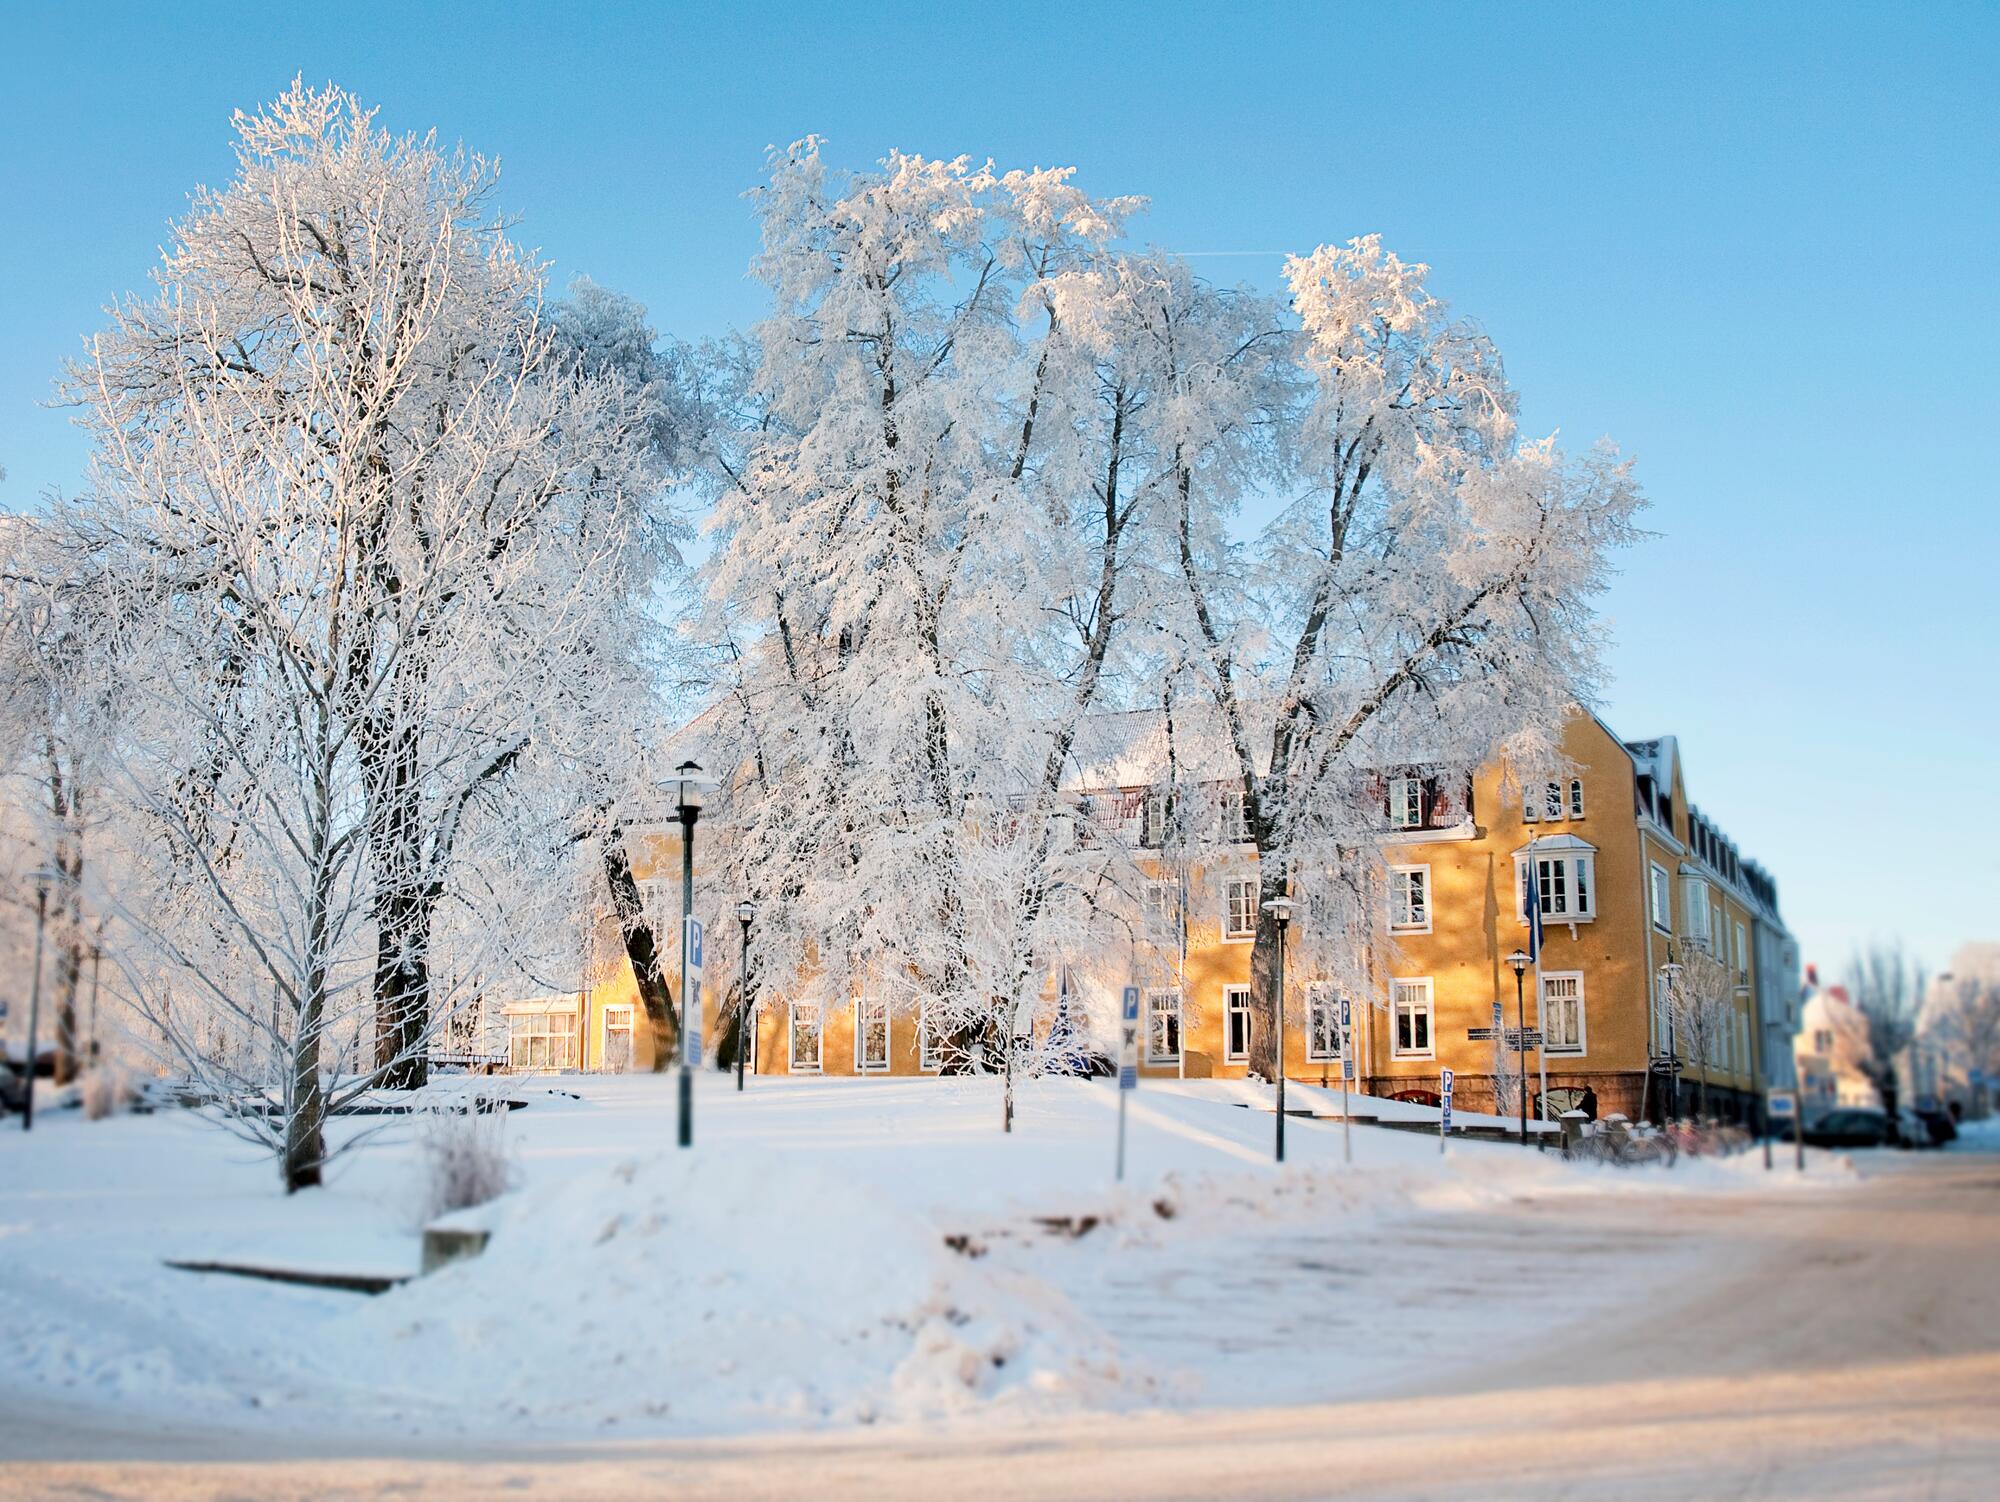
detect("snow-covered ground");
top-left (0, 1074), bottom-right (1855, 1448)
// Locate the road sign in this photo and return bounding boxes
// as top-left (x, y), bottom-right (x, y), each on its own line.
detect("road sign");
top-left (1768, 1089), bottom-right (1797, 1118)
top-left (685, 916), bottom-right (705, 981)
top-left (1343, 1055), bottom-right (1354, 1081)
top-left (1501, 1028), bottom-right (1542, 1049)
top-left (684, 916), bottom-right (706, 1067)
top-left (1340, 998), bottom-right (1351, 1029)
top-left (1492, 1001), bottom-right (1503, 1028)
top-left (1466, 1027), bottom-right (1496, 1041)
top-left (1440, 1067), bottom-right (1455, 1145)
top-left (1118, 985), bottom-right (1140, 1091)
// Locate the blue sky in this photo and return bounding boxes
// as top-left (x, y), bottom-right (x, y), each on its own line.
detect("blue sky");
top-left (3, 2), bottom-right (1994, 978)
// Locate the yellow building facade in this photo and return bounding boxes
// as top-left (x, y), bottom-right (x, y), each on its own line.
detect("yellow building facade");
top-left (525, 712), bottom-right (1784, 1125)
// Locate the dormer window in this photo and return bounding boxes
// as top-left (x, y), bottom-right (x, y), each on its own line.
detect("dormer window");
top-left (1219, 787), bottom-right (1252, 844)
top-left (1389, 776), bottom-right (1424, 830)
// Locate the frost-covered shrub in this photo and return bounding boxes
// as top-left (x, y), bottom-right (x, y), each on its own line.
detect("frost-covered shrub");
top-left (418, 1101), bottom-right (516, 1220)
top-left (81, 1066), bottom-right (136, 1121)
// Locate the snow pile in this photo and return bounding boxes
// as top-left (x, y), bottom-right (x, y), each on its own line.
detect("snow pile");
top-left (343, 1144), bottom-right (1137, 1434)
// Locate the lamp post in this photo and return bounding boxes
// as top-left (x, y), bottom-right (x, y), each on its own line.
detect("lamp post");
top-left (665, 760), bottom-right (714, 1149)
top-left (1263, 895), bottom-right (1294, 1164)
top-left (1506, 949), bottom-right (1532, 1146)
top-left (1659, 961), bottom-right (1684, 1124)
top-left (735, 899), bottom-right (756, 1092)
top-left (86, 943), bottom-right (103, 1061)
top-left (20, 866), bottom-right (58, 1132)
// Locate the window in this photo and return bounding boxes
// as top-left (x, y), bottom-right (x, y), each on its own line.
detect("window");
top-left (789, 1002), bottom-right (823, 1073)
top-left (1540, 973), bottom-right (1585, 1056)
top-left (1568, 779), bottom-right (1585, 818)
top-left (855, 995), bottom-right (889, 1073)
top-left (1145, 989), bottom-right (1182, 1065)
top-left (1543, 782), bottom-right (1564, 821)
top-left (1649, 863), bottom-right (1672, 933)
top-left (1814, 1028), bottom-right (1834, 1054)
top-left (1389, 865), bottom-right (1430, 933)
top-left (1733, 921), bottom-right (1749, 984)
top-left (601, 1005), bottom-right (634, 1073)
top-left (1522, 785), bottom-right (1538, 823)
top-left (1224, 985), bottom-right (1252, 1063)
top-left (1143, 879), bottom-right (1180, 939)
top-left (1518, 850), bottom-right (1595, 921)
top-left (918, 998), bottom-right (947, 1071)
top-left (1306, 983), bottom-right (1343, 1064)
top-left (1219, 787), bottom-right (1252, 844)
top-left (1391, 978), bottom-right (1433, 1058)
top-left (1223, 878), bottom-right (1257, 941)
top-left (1389, 776), bottom-right (1424, 830)
top-left (506, 1006), bottom-right (578, 1071)
top-left (1140, 791), bottom-right (1170, 848)
top-left (1681, 874), bottom-right (1711, 947)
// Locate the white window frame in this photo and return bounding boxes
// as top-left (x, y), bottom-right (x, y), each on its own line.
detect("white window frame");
top-left (918, 997), bottom-right (946, 1072)
top-left (1223, 878), bottom-right (1257, 942)
top-left (854, 994), bottom-right (890, 1073)
top-left (1539, 971), bottom-right (1586, 1057)
top-left (1522, 784), bottom-right (1539, 823)
top-left (1568, 778), bottom-right (1585, 819)
top-left (1145, 988), bottom-right (1182, 1066)
top-left (1389, 775), bottom-right (1424, 830)
top-left (1306, 983), bottom-right (1343, 1064)
top-left (1144, 879), bottom-right (1180, 940)
top-left (788, 1001), bottom-right (823, 1074)
top-left (1517, 850), bottom-right (1596, 922)
top-left (1391, 978), bottom-right (1434, 1060)
top-left (1681, 874), bottom-right (1712, 948)
top-left (1543, 781), bottom-right (1565, 822)
top-left (601, 1003), bottom-right (636, 1073)
top-left (1219, 787), bottom-right (1252, 844)
top-left (1734, 921), bottom-right (1749, 985)
top-left (1223, 984), bottom-right (1252, 1064)
top-left (1649, 862), bottom-right (1672, 933)
top-left (505, 1003), bottom-right (579, 1072)
top-left (1389, 864), bottom-right (1431, 933)
top-left (1140, 791), bottom-right (1169, 848)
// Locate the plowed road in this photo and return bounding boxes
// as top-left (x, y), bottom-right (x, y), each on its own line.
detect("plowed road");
top-left (5, 1154), bottom-right (1996, 1501)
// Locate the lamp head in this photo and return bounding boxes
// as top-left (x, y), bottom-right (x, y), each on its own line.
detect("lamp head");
top-left (1506, 948), bottom-right (1532, 975)
top-left (1261, 895), bottom-right (1294, 927)
top-left (668, 758), bottom-right (708, 815)
top-left (737, 899), bottom-right (757, 924)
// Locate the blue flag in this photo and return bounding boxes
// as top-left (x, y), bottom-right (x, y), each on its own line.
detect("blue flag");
top-left (1524, 853), bottom-right (1544, 961)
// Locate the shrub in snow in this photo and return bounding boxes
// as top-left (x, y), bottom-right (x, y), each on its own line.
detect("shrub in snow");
top-left (418, 1101), bottom-right (516, 1221)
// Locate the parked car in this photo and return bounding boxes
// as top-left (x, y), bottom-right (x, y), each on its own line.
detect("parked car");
top-left (1915, 1105), bottom-right (1958, 1145)
top-left (1801, 1107), bottom-right (1892, 1149)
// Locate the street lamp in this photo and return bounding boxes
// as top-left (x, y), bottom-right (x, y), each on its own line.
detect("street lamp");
top-left (735, 899), bottom-right (757, 1092)
top-left (1506, 949), bottom-right (1532, 1146)
top-left (1658, 961), bottom-right (1684, 1125)
top-left (664, 759), bottom-right (716, 1149)
top-left (1263, 895), bottom-right (1294, 1164)
top-left (19, 866), bottom-right (59, 1132)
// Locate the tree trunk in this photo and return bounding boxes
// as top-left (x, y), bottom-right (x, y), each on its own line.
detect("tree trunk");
top-left (365, 718), bottom-right (431, 1089)
top-left (603, 828), bottom-right (677, 1072)
top-left (285, 1007), bottom-right (328, 1192)
top-left (1247, 870), bottom-right (1289, 1080)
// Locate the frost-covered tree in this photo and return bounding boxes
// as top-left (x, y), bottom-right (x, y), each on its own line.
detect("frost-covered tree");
top-left (704, 143), bottom-right (1151, 1126)
top-left (1662, 937), bottom-right (1738, 1118)
top-left (1160, 238), bottom-right (1642, 1078)
top-left (50, 82), bottom-right (666, 1186)
top-left (1846, 941), bottom-right (1923, 1126)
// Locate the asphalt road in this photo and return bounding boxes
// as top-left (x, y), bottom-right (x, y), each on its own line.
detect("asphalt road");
top-left (4, 1152), bottom-right (1996, 1501)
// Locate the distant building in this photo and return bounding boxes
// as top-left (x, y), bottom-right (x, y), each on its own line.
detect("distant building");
top-left (1793, 973), bottom-right (1880, 1121)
